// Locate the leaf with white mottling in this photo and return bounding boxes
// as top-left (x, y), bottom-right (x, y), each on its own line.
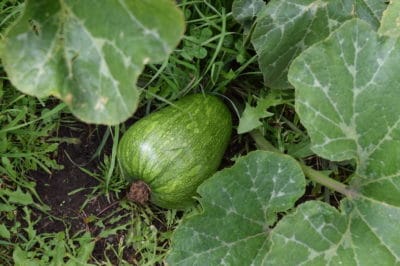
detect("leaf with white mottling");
top-left (265, 200), bottom-right (400, 265)
top-left (1, 0), bottom-right (184, 124)
top-left (251, 0), bottom-right (356, 89)
top-left (167, 151), bottom-right (306, 265)
top-left (288, 18), bottom-right (400, 172)
top-left (355, 0), bottom-right (388, 29)
top-left (279, 18), bottom-right (400, 265)
top-left (379, 0), bottom-right (400, 37)
top-left (232, 0), bottom-right (265, 29)
top-left (251, 0), bottom-right (388, 90)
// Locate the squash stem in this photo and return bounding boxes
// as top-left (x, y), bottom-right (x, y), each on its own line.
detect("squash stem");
top-left (299, 163), bottom-right (356, 198)
top-left (250, 130), bottom-right (280, 153)
top-left (250, 130), bottom-right (356, 198)
top-left (127, 180), bottom-right (151, 205)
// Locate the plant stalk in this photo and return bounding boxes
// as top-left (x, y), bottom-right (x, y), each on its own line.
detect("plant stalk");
top-left (250, 130), bottom-right (356, 198)
top-left (250, 130), bottom-right (280, 153)
top-left (299, 164), bottom-right (355, 198)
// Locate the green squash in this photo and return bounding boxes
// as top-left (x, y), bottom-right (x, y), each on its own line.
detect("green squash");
top-left (117, 93), bottom-right (232, 209)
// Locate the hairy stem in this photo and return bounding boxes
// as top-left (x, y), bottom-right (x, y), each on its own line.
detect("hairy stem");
top-left (250, 130), bottom-right (280, 153)
top-left (250, 130), bottom-right (356, 198)
top-left (300, 164), bottom-right (355, 198)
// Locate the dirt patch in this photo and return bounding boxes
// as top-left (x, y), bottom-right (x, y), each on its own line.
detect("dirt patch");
top-left (30, 121), bottom-right (137, 263)
top-left (33, 123), bottom-right (108, 232)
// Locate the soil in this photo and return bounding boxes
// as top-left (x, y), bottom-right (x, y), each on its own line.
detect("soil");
top-left (31, 121), bottom-right (137, 264)
top-left (34, 125), bottom-right (102, 232)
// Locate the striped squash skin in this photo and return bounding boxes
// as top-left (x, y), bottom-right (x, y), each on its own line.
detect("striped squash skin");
top-left (117, 93), bottom-right (232, 209)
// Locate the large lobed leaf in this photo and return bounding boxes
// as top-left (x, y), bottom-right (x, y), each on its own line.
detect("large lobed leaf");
top-left (250, 0), bottom-right (387, 90)
top-left (283, 18), bottom-right (400, 265)
top-left (0, 0), bottom-right (184, 124)
top-left (167, 151), bottom-right (306, 265)
top-left (289, 18), bottom-right (400, 177)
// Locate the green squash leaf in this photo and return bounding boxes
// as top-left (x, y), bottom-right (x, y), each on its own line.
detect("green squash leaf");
top-left (1, 0), bottom-right (184, 125)
top-left (167, 150), bottom-right (306, 265)
top-left (279, 18), bottom-right (400, 265)
top-left (232, 0), bottom-right (265, 30)
top-left (379, 0), bottom-right (400, 37)
top-left (355, 0), bottom-right (388, 29)
top-left (288, 18), bottom-right (400, 171)
top-left (266, 199), bottom-right (400, 265)
top-left (251, 0), bottom-right (387, 90)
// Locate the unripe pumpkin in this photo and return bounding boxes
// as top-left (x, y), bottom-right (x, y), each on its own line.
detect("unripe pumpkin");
top-left (117, 93), bottom-right (232, 209)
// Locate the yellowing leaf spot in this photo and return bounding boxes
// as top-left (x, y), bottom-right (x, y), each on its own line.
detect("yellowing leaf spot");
top-left (64, 93), bottom-right (73, 104)
top-left (95, 96), bottom-right (109, 111)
